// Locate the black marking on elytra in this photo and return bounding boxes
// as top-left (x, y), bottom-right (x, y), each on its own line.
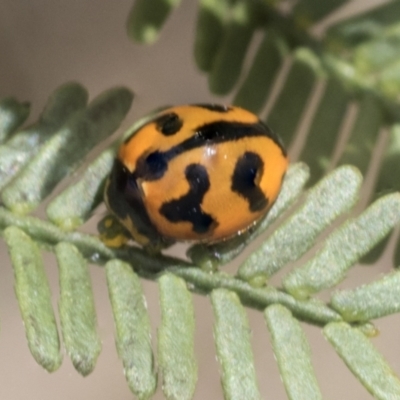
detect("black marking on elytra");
top-left (155, 112), bottom-right (183, 136)
top-left (106, 159), bottom-right (161, 243)
top-left (193, 104), bottom-right (232, 113)
top-left (134, 120), bottom-right (283, 181)
top-left (135, 151), bottom-right (169, 181)
top-left (231, 152), bottom-right (268, 212)
top-left (194, 120), bottom-right (269, 144)
top-left (160, 163), bottom-right (216, 234)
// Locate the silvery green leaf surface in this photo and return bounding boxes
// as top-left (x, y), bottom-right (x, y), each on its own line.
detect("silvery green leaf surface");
top-left (106, 259), bottom-right (156, 399)
top-left (265, 305), bottom-right (322, 400)
top-left (1, 87), bottom-right (133, 215)
top-left (331, 270), bottom-right (400, 322)
top-left (238, 166), bottom-right (362, 283)
top-left (4, 226), bottom-right (62, 372)
top-left (324, 322), bottom-right (400, 400)
top-left (283, 193), bottom-right (400, 299)
top-left (0, 83), bottom-right (88, 190)
top-left (158, 273), bottom-right (197, 400)
top-left (46, 146), bottom-right (115, 230)
top-left (211, 289), bottom-right (261, 400)
top-left (56, 242), bottom-right (101, 376)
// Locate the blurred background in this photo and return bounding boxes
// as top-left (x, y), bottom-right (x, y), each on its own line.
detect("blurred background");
top-left (0, 0), bottom-right (398, 399)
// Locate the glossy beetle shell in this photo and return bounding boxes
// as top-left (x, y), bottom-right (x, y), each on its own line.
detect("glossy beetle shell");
top-left (104, 104), bottom-right (288, 248)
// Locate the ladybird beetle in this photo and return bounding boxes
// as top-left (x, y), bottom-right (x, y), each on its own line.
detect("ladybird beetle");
top-left (104, 104), bottom-right (288, 251)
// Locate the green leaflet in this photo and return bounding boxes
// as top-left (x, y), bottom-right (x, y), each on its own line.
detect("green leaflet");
top-left (0, 97), bottom-right (30, 143)
top-left (1, 87), bottom-right (133, 215)
top-left (46, 146), bottom-right (116, 230)
top-left (324, 322), bottom-right (400, 400)
top-left (4, 226), bottom-right (62, 372)
top-left (158, 273), bottom-right (197, 400)
top-left (211, 289), bottom-right (260, 400)
top-left (56, 242), bottom-right (101, 376)
top-left (208, 0), bottom-right (261, 94)
top-left (234, 32), bottom-right (288, 114)
top-left (0, 83), bottom-right (88, 191)
top-left (300, 77), bottom-right (349, 186)
top-left (326, 1), bottom-right (400, 48)
top-left (292, 0), bottom-right (347, 27)
top-left (106, 260), bottom-right (156, 399)
top-left (359, 123), bottom-right (400, 264)
top-left (266, 48), bottom-right (323, 144)
top-left (127, 0), bottom-right (182, 44)
top-left (194, 0), bottom-right (234, 72)
top-left (354, 30), bottom-right (400, 77)
top-left (283, 193), bottom-right (400, 299)
top-left (338, 92), bottom-right (383, 175)
top-left (331, 270), bottom-right (400, 322)
top-left (237, 165), bottom-right (362, 283)
top-left (378, 57), bottom-right (400, 99)
top-left (375, 124), bottom-right (400, 196)
top-left (265, 305), bottom-right (322, 400)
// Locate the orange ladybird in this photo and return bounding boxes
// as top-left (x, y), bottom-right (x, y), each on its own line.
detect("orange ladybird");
top-left (104, 104), bottom-right (288, 251)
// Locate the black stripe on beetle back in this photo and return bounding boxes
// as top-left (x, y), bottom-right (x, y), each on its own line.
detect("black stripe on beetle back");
top-left (134, 120), bottom-right (284, 181)
top-left (231, 152), bottom-right (268, 213)
top-left (193, 104), bottom-right (232, 113)
top-left (160, 163), bottom-right (217, 234)
top-left (155, 112), bottom-right (183, 136)
top-left (194, 120), bottom-right (276, 145)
